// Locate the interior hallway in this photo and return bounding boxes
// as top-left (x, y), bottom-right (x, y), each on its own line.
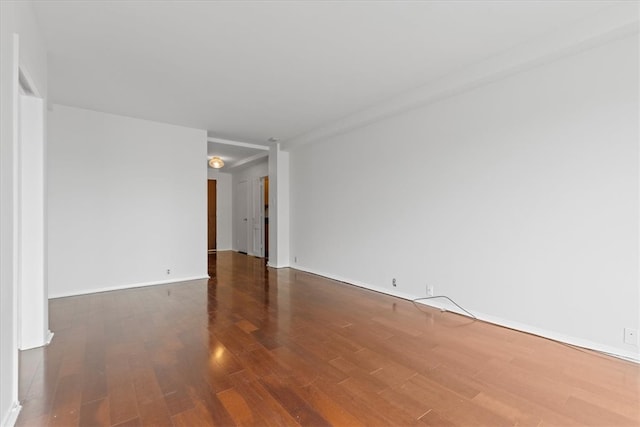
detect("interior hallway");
top-left (16, 252), bottom-right (639, 426)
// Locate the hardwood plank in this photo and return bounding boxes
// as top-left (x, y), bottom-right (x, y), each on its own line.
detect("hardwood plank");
top-left (14, 396), bottom-right (54, 425)
top-left (369, 360), bottom-right (416, 388)
top-left (193, 393), bottom-right (237, 426)
top-left (153, 365), bottom-right (195, 416)
top-left (294, 382), bottom-right (366, 427)
top-left (217, 387), bottom-right (257, 425)
top-left (226, 370), bottom-right (299, 427)
top-left (471, 391), bottom-right (541, 426)
top-left (136, 399), bottom-right (173, 427)
top-left (337, 376), bottom-right (419, 425)
top-left (561, 395), bottom-right (638, 426)
top-left (570, 386), bottom-right (640, 421)
top-left (78, 397), bottom-right (110, 427)
top-left (15, 252), bottom-right (640, 427)
top-left (473, 384), bottom-right (581, 426)
top-left (171, 405), bottom-right (214, 427)
top-left (378, 386), bottom-right (431, 420)
top-left (48, 373), bottom-right (83, 427)
top-left (236, 319), bottom-right (259, 334)
top-left (418, 409), bottom-right (457, 426)
top-left (81, 361), bottom-right (108, 404)
top-left (111, 418), bottom-right (141, 427)
top-left (107, 381), bottom-right (138, 426)
top-left (259, 374), bottom-right (331, 426)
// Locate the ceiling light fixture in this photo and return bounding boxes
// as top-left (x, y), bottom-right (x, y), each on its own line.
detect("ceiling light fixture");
top-left (208, 156), bottom-right (224, 169)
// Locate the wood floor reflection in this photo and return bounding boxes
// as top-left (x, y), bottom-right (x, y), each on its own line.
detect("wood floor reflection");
top-left (17, 252), bottom-right (639, 426)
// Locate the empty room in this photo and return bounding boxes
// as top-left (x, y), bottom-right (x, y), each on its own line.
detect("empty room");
top-left (1, 1), bottom-right (638, 426)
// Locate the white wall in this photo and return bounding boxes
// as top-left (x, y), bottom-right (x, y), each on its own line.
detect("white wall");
top-left (232, 160), bottom-right (268, 253)
top-left (268, 144), bottom-right (290, 268)
top-left (48, 105), bottom-right (208, 298)
top-left (0, 1), bottom-right (48, 425)
top-left (207, 169), bottom-right (232, 250)
top-left (18, 95), bottom-right (50, 350)
top-left (290, 35), bottom-right (639, 359)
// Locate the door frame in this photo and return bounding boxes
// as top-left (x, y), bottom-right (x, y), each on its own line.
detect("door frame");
top-left (207, 179), bottom-right (217, 254)
top-left (261, 175), bottom-right (269, 260)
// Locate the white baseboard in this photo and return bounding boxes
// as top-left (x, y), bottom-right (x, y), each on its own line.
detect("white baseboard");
top-left (19, 329), bottom-right (56, 351)
top-left (292, 265), bottom-right (639, 364)
top-left (49, 275), bottom-right (210, 299)
top-left (267, 262), bottom-right (291, 269)
top-left (1, 402), bottom-right (21, 427)
top-left (415, 298), bottom-right (639, 363)
top-left (267, 262), bottom-right (276, 268)
top-left (266, 256), bottom-right (291, 269)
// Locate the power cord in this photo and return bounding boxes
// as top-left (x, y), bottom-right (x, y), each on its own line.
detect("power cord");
top-left (411, 288), bottom-right (635, 363)
top-left (413, 294), bottom-right (477, 319)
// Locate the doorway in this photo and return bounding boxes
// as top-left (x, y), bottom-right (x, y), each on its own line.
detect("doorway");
top-left (237, 180), bottom-right (249, 254)
top-left (250, 176), bottom-right (268, 259)
top-left (207, 180), bottom-right (217, 253)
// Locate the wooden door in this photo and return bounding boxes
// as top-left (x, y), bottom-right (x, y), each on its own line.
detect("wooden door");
top-left (208, 180), bottom-right (217, 252)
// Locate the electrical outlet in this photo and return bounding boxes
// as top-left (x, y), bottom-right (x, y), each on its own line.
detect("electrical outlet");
top-left (624, 328), bottom-right (638, 345)
top-left (166, 269), bottom-right (171, 275)
top-left (426, 285), bottom-right (434, 297)
top-left (392, 278), bottom-right (397, 287)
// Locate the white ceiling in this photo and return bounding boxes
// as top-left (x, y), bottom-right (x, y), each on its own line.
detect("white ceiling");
top-left (206, 139), bottom-right (267, 170)
top-left (34, 1), bottom-right (618, 150)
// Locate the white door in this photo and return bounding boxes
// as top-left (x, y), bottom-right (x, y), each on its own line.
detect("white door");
top-left (251, 178), bottom-right (264, 257)
top-left (237, 180), bottom-right (249, 253)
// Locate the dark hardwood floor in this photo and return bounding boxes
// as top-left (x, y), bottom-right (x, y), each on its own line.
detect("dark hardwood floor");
top-left (16, 252), bottom-right (639, 426)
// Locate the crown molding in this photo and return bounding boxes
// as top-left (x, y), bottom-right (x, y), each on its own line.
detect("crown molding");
top-left (281, 3), bottom-right (639, 151)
